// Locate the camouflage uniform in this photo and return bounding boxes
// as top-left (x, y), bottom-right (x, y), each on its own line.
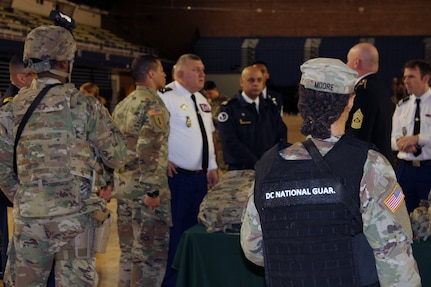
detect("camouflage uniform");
top-left (410, 198), bottom-right (431, 241)
top-left (113, 85), bottom-right (171, 287)
top-left (207, 94), bottom-right (229, 173)
top-left (0, 77), bottom-right (126, 287)
top-left (0, 25), bottom-right (127, 287)
top-left (240, 136), bottom-right (421, 286)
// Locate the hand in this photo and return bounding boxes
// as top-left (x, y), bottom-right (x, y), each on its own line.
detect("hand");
top-left (207, 169), bottom-right (219, 189)
top-left (167, 161), bottom-right (177, 177)
top-left (99, 185), bottom-right (113, 202)
top-left (144, 195), bottom-right (160, 210)
top-left (397, 135), bottom-right (419, 153)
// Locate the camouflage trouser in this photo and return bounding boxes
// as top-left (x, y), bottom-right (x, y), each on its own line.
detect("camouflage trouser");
top-left (3, 238), bottom-right (15, 287)
top-left (11, 213), bottom-right (97, 287)
top-left (116, 199), bottom-right (170, 287)
top-left (213, 129), bottom-right (228, 173)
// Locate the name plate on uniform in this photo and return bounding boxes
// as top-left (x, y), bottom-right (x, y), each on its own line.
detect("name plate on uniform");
top-left (261, 178), bottom-right (344, 208)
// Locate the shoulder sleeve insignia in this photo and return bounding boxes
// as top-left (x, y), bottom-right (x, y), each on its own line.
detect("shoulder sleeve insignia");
top-left (158, 87), bottom-right (173, 94)
top-left (384, 184), bottom-right (405, 213)
top-left (217, 112), bottom-right (229, 122)
top-left (148, 108), bottom-right (166, 130)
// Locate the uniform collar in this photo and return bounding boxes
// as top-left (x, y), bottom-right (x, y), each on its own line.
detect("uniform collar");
top-left (241, 91), bottom-right (259, 107)
top-left (136, 85), bottom-right (155, 93)
top-left (413, 87), bottom-right (431, 102)
top-left (355, 72), bottom-right (375, 84)
top-left (172, 81), bottom-right (198, 98)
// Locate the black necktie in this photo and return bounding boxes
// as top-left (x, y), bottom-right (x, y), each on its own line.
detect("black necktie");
top-left (413, 98), bottom-right (422, 156)
top-left (251, 102), bottom-right (258, 114)
top-left (191, 94), bottom-right (209, 171)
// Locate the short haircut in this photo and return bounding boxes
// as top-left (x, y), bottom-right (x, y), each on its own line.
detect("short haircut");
top-left (404, 59), bottom-right (431, 79)
top-left (9, 53), bottom-right (25, 73)
top-left (175, 54), bottom-right (201, 70)
top-left (251, 60), bottom-right (268, 69)
top-left (131, 54), bottom-right (160, 82)
top-left (204, 80), bottom-right (217, 90)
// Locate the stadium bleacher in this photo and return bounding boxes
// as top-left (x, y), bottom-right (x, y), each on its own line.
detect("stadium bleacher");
top-left (0, 7), bottom-right (157, 59)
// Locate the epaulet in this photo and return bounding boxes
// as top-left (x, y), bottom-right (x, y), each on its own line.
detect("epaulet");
top-left (158, 87), bottom-right (173, 94)
top-left (222, 96), bottom-right (239, 106)
top-left (0, 96), bottom-right (13, 108)
top-left (397, 95), bottom-right (410, 106)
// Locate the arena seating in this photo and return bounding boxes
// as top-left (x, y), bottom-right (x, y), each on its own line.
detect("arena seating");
top-left (0, 7), bottom-right (157, 58)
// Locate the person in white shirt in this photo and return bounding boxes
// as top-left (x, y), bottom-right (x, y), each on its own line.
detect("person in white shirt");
top-left (158, 53), bottom-right (218, 287)
top-left (391, 59), bottom-right (431, 212)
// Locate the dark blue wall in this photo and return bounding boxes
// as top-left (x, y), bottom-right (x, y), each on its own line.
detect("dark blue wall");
top-left (194, 36), bottom-right (429, 100)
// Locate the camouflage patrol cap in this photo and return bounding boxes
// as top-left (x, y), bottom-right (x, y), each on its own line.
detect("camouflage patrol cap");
top-left (300, 58), bottom-right (358, 94)
top-left (23, 25), bottom-right (76, 72)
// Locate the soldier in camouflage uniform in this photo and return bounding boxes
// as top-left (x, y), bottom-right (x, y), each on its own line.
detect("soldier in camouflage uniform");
top-left (202, 80), bottom-right (229, 173)
top-left (0, 24), bottom-right (127, 287)
top-left (0, 52), bottom-right (38, 286)
top-left (112, 55), bottom-right (171, 287)
top-left (240, 58), bottom-right (421, 287)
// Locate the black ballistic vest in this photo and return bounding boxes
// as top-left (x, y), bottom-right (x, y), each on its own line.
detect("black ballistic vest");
top-left (254, 135), bottom-right (379, 287)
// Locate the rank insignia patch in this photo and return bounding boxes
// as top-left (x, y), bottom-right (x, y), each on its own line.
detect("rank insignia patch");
top-left (351, 108), bottom-right (364, 129)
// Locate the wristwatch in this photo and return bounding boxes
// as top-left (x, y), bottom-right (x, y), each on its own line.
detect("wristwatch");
top-left (146, 190), bottom-right (160, 198)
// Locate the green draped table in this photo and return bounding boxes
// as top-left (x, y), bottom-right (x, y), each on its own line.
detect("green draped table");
top-left (413, 239), bottom-right (431, 286)
top-left (172, 224), bottom-right (265, 287)
top-left (173, 224), bottom-right (431, 287)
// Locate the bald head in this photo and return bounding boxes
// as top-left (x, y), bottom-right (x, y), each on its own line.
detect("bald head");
top-left (346, 43), bottom-right (379, 77)
top-left (240, 66), bottom-right (264, 100)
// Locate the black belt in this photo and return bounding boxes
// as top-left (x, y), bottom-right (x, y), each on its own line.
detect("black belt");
top-left (400, 159), bottom-right (431, 167)
top-left (228, 164), bottom-right (254, 170)
top-left (176, 167), bottom-right (203, 175)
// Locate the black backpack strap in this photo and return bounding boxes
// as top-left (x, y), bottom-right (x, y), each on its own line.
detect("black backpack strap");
top-left (302, 138), bottom-right (363, 227)
top-left (13, 83), bottom-right (62, 174)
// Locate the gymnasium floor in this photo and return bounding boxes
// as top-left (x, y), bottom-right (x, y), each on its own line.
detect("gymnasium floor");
top-left (2, 114), bottom-right (304, 287)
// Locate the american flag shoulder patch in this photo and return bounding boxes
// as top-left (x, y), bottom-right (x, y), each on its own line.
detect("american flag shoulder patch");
top-left (384, 185), bottom-right (405, 213)
top-left (148, 108), bottom-right (162, 115)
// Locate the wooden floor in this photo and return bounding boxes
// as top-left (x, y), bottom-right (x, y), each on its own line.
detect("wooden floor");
top-left (2, 200), bottom-right (120, 287)
top-left (2, 114), bottom-right (304, 287)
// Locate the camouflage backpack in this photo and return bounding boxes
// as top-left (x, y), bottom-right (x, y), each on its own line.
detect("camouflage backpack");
top-left (13, 84), bottom-right (81, 218)
top-left (410, 190), bottom-right (431, 241)
top-left (198, 169), bottom-right (255, 233)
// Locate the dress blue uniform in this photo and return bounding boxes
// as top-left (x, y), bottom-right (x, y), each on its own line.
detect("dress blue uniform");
top-left (218, 92), bottom-right (287, 170)
top-left (346, 73), bottom-right (394, 166)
